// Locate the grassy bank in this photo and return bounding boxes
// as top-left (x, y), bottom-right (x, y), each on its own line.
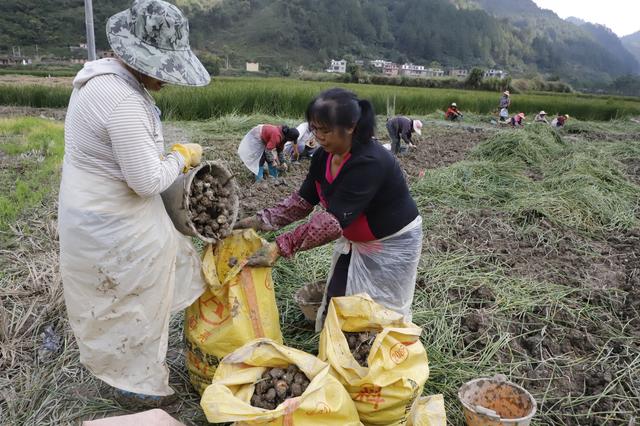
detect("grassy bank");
top-left (1, 77), bottom-right (640, 121)
top-left (0, 117), bottom-right (64, 236)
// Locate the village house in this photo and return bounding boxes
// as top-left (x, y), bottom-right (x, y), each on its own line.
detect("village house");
top-left (326, 59), bottom-right (347, 74)
top-left (425, 68), bottom-right (445, 77)
top-left (448, 68), bottom-right (469, 78)
top-left (246, 62), bottom-right (260, 72)
top-left (383, 62), bottom-right (400, 77)
top-left (484, 69), bottom-right (506, 79)
top-left (400, 63), bottom-right (426, 77)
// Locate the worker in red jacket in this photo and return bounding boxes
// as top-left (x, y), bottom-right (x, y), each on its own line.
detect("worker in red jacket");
top-left (238, 124), bottom-right (300, 180)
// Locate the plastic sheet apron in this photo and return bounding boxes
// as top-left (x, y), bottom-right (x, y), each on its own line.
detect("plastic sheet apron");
top-left (237, 125), bottom-right (265, 175)
top-left (315, 216), bottom-right (423, 331)
top-left (58, 161), bottom-right (205, 395)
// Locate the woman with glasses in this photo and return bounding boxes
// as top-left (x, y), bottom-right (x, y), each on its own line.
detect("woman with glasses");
top-left (235, 88), bottom-right (423, 328)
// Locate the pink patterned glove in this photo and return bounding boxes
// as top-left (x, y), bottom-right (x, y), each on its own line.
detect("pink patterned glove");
top-left (257, 192), bottom-right (314, 230)
top-left (275, 211), bottom-right (342, 258)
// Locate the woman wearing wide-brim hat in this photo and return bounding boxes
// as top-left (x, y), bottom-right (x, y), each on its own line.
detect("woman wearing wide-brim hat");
top-left (59, 0), bottom-right (210, 408)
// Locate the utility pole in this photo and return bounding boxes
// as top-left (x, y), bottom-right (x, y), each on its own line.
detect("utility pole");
top-left (84, 0), bottom-right (97, 61)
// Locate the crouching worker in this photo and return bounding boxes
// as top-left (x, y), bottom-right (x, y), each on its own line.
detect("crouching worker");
top-left (239, 123), bottom-right (299, 181)
top-left (235, 88), bottom-right (423, 329)
top-left (510, 112), bottom-right (526, 127)
top-left (552, 114), bottom-right (570, 128)
top-left (445, 102), bottom-right (463, 121)
top-left (386, 115), bottom-right (423, 155)
top-left (58, 0), bottom-right (210, 408)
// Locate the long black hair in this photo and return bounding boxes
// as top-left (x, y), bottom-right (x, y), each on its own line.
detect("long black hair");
top-left (305, 88), bottom-right (375, 145)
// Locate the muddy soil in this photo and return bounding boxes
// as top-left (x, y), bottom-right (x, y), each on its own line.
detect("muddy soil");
top-left (427, 210), bottom-right (640, 425)
top-left (251, 365), bottom-right (310, 410)
top-left (0, 105), bottom-right (66, 120)
top-left (237, 127), bottom-right (488, 217)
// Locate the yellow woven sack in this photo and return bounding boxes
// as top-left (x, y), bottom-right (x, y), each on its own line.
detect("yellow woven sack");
top-left (408, 395), bottom-right (447, 426)
top-left (200, 338), bottom-right (362, 426)
top-left (318, 294), bottom-right (430, 426)
top-left (185, 229), bottom-right (283, 394)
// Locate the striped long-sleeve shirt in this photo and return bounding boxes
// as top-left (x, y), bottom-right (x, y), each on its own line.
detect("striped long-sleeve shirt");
top-left (64, 59), bottom-right (185, 198)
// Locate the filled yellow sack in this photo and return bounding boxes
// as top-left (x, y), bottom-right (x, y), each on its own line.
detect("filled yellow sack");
top-left (408, 395), bottom-right (447, 426)
top-left (201, 338), bottom-right (362, 426)
top-left (185, 229), bottom-right (283, 394)
top-left (319, 294), bottom-right (430, 426)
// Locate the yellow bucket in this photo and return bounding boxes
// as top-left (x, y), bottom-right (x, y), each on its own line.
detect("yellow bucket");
top-left (458, 375), bottom-right (537, 426)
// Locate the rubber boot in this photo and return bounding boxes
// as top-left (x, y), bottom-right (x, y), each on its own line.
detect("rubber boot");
top-left (268, 164), bottom-right (279, 178)
top-left (113, 388), bottom-right (178, 409)
top-left (255, 166), bottom-right (264, 182)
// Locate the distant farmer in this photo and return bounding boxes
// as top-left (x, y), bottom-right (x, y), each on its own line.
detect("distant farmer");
top-left (284, 122), bottom-right (319, 161)
top-left (445, 103), bottom-right (463, 121)
top-left (58, 0), bottom-right (210, 409)
top-left (510, 112), bottom-right (526, 127)
top-left (499, 90), bottom-right (511, 122)
top-left (534, 110), bottom-right (549, 124)
top-left (238, 124), bottom-right (299, 180)
top-left (235, 88), bottom-right (423, 329)
top-left (552, 114), bottom-right (570, 128)
top-left (386, 115), bottom-right (423, 154)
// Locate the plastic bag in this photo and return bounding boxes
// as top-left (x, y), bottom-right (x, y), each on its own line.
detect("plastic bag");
top-left (200, 338), bottom-right (362, 425)
top-left (238, 125), bottom-right (265, 175)
top-left (316, 216), bottom-right (422, 330)
top-left (185, 229), bottom-right (283, 394)
top-left (500, 108), bottom-right (509, 119)
top-left (408, 395), bottom-right (447, 426)
top-left (319, 294), bottom-right (430, 426)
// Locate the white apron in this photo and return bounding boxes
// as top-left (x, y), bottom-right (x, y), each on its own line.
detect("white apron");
top-left (58, 161), bottom-right (205, 395)
top-left (237, 125), bottom-right (265, 175)
top-left (315, 216), bottom-right (423, 331)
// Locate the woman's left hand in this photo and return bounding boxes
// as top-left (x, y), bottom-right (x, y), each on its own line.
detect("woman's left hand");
top-left (246, 242), bottom-right (280, 267)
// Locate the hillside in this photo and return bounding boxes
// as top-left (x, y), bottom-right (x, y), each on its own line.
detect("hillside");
top-left (0, 0), bottom-right (638, 87)
top-left (622, 32), bottom-right (640, 67)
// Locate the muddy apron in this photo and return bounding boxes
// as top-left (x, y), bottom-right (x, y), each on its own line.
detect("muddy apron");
top-left (237, 125), bottom-right (266, 175)
top-left (315, 216), bottom-right (423, 331)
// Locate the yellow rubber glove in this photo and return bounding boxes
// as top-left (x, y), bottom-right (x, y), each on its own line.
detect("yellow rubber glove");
top-left (172, 143), bottom-right (203, 172)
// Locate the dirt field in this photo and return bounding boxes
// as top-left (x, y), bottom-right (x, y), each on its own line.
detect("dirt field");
top-left (1, 111), bottom-right (638, 425)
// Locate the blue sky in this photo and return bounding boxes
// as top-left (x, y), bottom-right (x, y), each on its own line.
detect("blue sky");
top-left (532, 0), bottom-right (639, 37)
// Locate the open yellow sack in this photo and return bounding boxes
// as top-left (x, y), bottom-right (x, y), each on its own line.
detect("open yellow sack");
top-left (408, 395), bottom-right (447, 426)
top-left (201, 338), bottom-right (362, 425)
top-left (185, 229), bottom-right (283, 394)
top-left (319, 294), bottom-right (430, 426)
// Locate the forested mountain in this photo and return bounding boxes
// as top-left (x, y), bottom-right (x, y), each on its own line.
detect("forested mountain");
top-left (622, 32), bottom-right (640, 66)
top-left (1, 0), bottom-right (638, 87)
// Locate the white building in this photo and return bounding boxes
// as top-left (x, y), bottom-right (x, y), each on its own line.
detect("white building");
top-left (370, 59), bottom-right (393, 68)
top-left (326, 59), bottom-right (347, 74)
top-left (425, 68), bottom-right (445, 77)
top-left (400, 63), bottom-right (426, 77)
top-left (246, 62), bottom-right (260, 72)
top-left (484, 69), bottom-right (506, 79)
top-left (448, 69), bottom-right (469, 78)
top-left (383, 62), bottom-right (400, 76)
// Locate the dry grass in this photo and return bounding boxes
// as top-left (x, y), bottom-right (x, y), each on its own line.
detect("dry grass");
top-left (1, 115), bottom-right (639, 425)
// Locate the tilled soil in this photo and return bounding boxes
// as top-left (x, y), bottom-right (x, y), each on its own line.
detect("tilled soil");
top-left (250, 365), bottom-right (311, 410)
top-left (237, 126), bottom-right (488, 216)
top-left (344, 331), bottom-right (377, 367)
top-left (425, 209), bottom-right (640, 425)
